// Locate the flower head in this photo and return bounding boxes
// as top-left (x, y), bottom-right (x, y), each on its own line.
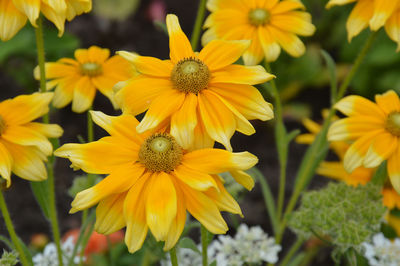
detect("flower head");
top-left (116, 14), bottom-right (274, 151)
top-left (33, 236), bottom-right (81, 266)
top-left (35, 46), bottom-right (134, 113)
top-left (55, 111), bottom-right (258, 253)
top-left (362, 233), bottom-right (400, 266)
top-left (202, 0), bottom-right (316, 64)
top-left (328, 90), bottom-right (400, 194)
top-left (0, 0), bottom-right (92, 41)
top-left (0, 92), bottom-right (62, 188)
top-left (326, 0), bottom-right (400, 50)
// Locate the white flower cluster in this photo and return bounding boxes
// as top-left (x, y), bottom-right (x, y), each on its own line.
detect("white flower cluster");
top-left (33, 237), bottom-right (82, 266)
top-left (362, 233), bottom-right (400, 266)
top-left (162, 224), bottom-right (281, 266)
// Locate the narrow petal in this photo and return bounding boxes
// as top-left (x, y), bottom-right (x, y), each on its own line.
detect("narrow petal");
top-left (242, 28), bottom-right (264, 65)
top-left (88, 46), bottom-right (110, 63)
top-left (385, 10), bottom-right (400, 52)
top-left (136, 89), bottom-right (185, 133)
top-left (24, 123), bottom-right (63, 139)
top-left (268, 26), bottom-right (306, 57)
top-left (230, 170), bottom-right (254, 190)
top-left (40, 2), bottom-right (65, 35)
top-left (170, 93), bottom-right (198, 149)
top-left (173, 164), bottom-right (218, 191)
top-left (198, 40), bottom-right (250, 71)
top-left (334, 95), bottom-right (386, 119)
top-left (211, 65), bottom-right (275, 85)
top-left (206, 0), bottom-right (247, 12)
top-left (258, 27), bottom-right (281, 62)
top-left (40, 62), bottom-right (78, 79)
top-left (95, 192), bottom-right (127, 235)
top-left (326, 0), bottom-right (356, 9)
top-left (192, 117), bottom-right (215, 150)
top-left (270, 0), bottom-right (305, 13)
top-left (375, 90), bottom-right (400, 114)
top-left (0, 0), bottom-right (27, 41)
top-left (70, 163), bottom-right (145, 212)
top-left (146, 172), bottom-right (177, 241)
top-left (12, 0), bottom-right (40, 26)
top-left (388, 145), bottom-right (400, 193)
top-left (166, 14), bottom-right (195, 63)
top-left (51, 76), bottom-right (77, 108)
top-left (0, 142), bottom-right (13, 187)
top-left (328, 116), bottom-right (385, 141)
top-left (71, 76), bottom-right (96, 113)
top-left (364, 133), bottom-right (398, 168)
top-left (270, 12), bottom-right (316, 36)
top-left (346, 0), bottom-right (373, 41)
top-left (369, 0), bottom-right (397, 31)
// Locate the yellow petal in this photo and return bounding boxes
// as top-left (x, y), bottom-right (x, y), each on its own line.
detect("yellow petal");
top-left (206, 0), bottom-right (247, 12)
top-left (166, 14), bottom-right (195, 62)
top-left (328, 116), bottom-right (385, 141)
top-left (382, 188), bottom-right (400, 209)
top-left (88, 46), bottom-right (110, 63)
top-left (41, 1), bottom-right (66, 36)
top-left (385, 10), bottom-right (400, 52)
top-left (242, 29), bottom-right (265, 66)
top-left (0, 142), bottom-right (13, 187)
top-left (71, 76), bottom-right (96, 113)
top-left (12, 0), bottom-right (40, 26)
top-left (65, 0), bottom-right (92, 21)
top-left (375, 90), bottom-right (400, 115)
top-left (173, 164), bottom-right (218, 191)
top-left (95, 192), bottom-right (127, 235)
top-left (270, 12), bottom-right (316, 36)
top-left (326, 0), bottom-right (356, 9)
top-left (117, 51), bottom-right (173, 77)
top-left (42, 0), bottom-right (67, 14)
top-left (369, 0), bottom-right (397, 31)
top-left (363, 133), bottom-right (398, 168)
top-left (211, 65), bottom-right (275, 85)
top-left (0, 0), bottom-right (27, 41)
top-left (388, 145), bottom-right (400, 194)
top-left (51, 77), bottom-right (76, 108)
top-left (230, 170), bottom-right (255, 190)
top-left (258, 27), bottom-right (281, 62)
top-left (270, 0), bottom-right (304, 13)
top-left (70, 163), bottom-right (145, 212)
top-left (346, 0), bottom-right (373, 42)
top-left (192, 117), bottom-right (215, 150)
top-left (334, 95), bottom-right (386, 119)
top-left (268, 26), bottom-right (306, 57)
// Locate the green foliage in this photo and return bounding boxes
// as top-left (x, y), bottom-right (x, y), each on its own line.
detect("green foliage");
top-left (93, 0), bottom-right (141, 21)
top-left (0, 250), bottom-right (18, 266)
top-left (68, 175), bottom-right (102, 198)
top-left (288, 182), bottom-right (386, 255)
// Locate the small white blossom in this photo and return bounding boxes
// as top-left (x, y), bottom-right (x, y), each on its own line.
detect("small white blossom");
top-left (161, 247), bottom-right (202, 266)
top-left (33, 237), bottom-right (82, 266)
top-left (362, 233), bottom-right (400, 266)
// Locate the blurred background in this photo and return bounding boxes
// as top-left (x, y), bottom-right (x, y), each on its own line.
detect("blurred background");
top-left (0, 0), bottom-right (399, 264)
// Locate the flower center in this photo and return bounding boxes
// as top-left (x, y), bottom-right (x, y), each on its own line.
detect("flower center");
top-left (248, 8), bottom-right (270, 26)
top-left (80, 62), bottom-right (103, 77)
top-left (0, 115), bottom-right (6, 135)
top-left (139, 133), bottom-right (183, 172)
top-left (171, 57), bottom-right (210, 94)
top-left (385, 112), bottom-right (400, 137)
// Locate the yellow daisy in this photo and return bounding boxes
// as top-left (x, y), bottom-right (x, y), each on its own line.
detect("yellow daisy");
top-left (0, 92), bottom-right (63, 187)
top-left (55, 111), bottom-right (258, 253)
top-left (328, 90), bottom-right (400, 193)
top-left (116, 14), bottom-right (274, 151)
top-left (326, 0), bottom-right (400, 50)
top-left (35, 46), bottom-right (135, 113)
top-left (202, 0), bottom-right (316, 64)
top-left (0, 0), bottom-right (91, 41)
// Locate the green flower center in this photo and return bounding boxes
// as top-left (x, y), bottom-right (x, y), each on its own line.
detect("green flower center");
top-left (171, 58), bottom-right (210, 94)
top-left (386, 112), bottom-right (400, 137)
top-left (0, 115), bottom-right (6, 136)
top-left (139, 133), bottom-right (183, 172)
top-left (80, 62), bottom-right (103, 77)
top-left (248, 8), bottom-right (270, 26)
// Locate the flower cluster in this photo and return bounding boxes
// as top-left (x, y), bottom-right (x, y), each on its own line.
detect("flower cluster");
top-left (32, 237), bottom-right (81, 266)
top-left (362, 233), bottom-right (400, 266)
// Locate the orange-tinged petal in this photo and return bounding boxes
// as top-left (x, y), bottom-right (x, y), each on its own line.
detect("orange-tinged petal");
top-left (375, 90), bottom-right (400, 114)
top-left (388, 145), bottom-right (400, 193)
top-left (326, 0), bottom-right (356, 9)
top-left (343, 130), bottom-right (384, 173)
top-left (192, 117), bottom-right (214, 150)
top-left (117, 51), bottom-right (173, 78)
top-left (198, 91), bottom-right (236, 150)
top-left (0, 0), bottom-right (27, 41)
top-left (173, 164), bottom-right (218, 191)
top-left (95, 192), bottom-right (127, 235)
top-left (258, 27), bottom-right (281, 62)
top-left (364, 133), bottom-right (397, 168)
top-left (198, 40), bottom-right (250, 71)
top-left (385, 10), bottom-right (400, 52)
top-left (0, 142), bottom-right (12, 187)
top-left (328, 116), bottom-right (385, 141)
top-left (74, 49), bottom-right (89, 63)
top-left (183, 149), bottom-right (258, 174)
top-left (211, 64), bottom-right (274, 86)
top-left (71, 76), bottom-right (96, 113)
top-left (370, 0), bottom-right (397, 31)
top-left (334, 95), bottom-right (386, 119)
top-left (346, 0), bottom-right (373, 42)
top-left (210, 83), bottom-right (274, 121)
top-left (230, 170), bottom-right (255, 190)
top-left (206, 0), bottom-right (247, 12)
top-left (136, 89), bottom-right (185, 134)
top-left (270, 0), bottom-right (304, 14)
top-left (70, 163), bottom-right (145, 212)
top-left (54, 137), bottom-right (138, 174)
top-left (382, 188), bottom-right (400, 209)
top-left (180, 181), bottom-right (228, 234)
top-left (12, 0), bottom-right (40, 26)
top-left (270, 12), bottom-right (316, 36)
top-left (0, 92), bottom-right (53, 125)
top-left (124, 174), bottom-right (150, 253)
top-left (166, 14), bottom-right (195, 63)
top-left (170, 93), bottom-right (198, 149)
top-left (88, 46), bottom-right (110, 63)
top-left (115, 76), bottom-right (173, 115)
top-left (2, 140), bottom-right (47, 181)
top-left (146, 172), bottom-right (177, 241)
top-left (40, 62), bottom-right (78, 79)
top-left (268, 26), bottom-right (306, 57)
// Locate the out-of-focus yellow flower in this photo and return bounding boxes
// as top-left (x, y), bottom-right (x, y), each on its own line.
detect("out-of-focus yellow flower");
top-left (326, 0), bottom-right (400, 50)
top-left (116, 14), bottom-right (274, 151)
top-left (55, 111), bottom-right (258, 253)
top-left (34, 46), bottom-right (134, 113)
top-left (0, 0), bottom-right (92, 41)
top-left (202, 0), bottom-right (316, 64)
top-left (0, 92), bottom-right (62, 187)
top-left (387, 213), bottom-right (400, 236)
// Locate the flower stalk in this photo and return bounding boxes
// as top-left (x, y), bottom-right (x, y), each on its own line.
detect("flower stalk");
top-left (201, 225), bottom-right (208, 266)
top-left (190, 0), bottom-right (207, 51)
top-left (169, 246), bottom-right (179, 266)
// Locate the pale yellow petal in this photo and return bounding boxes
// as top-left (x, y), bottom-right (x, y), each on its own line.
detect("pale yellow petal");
top-left (166, 14), bottom-right (195, 63)
top-left (0, 0), bottom-right (27, 41)
top-left (173, 164), bottom-right (218, 191)
top-left (0, 142), bottom-right (13, 187)
top-left (95, 192), bottom-right (127, 235)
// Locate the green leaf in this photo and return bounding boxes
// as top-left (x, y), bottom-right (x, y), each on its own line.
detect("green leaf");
top-left (30, 180), bottom-right (50, 219)
top-left (371, 161), bottom-right (387, 186)
top-left (178, 237), bottom-right (200, 254)
top-left (321, 50), bottom-right (338, 103)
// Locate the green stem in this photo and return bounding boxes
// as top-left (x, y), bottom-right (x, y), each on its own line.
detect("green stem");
top-left (279, 238), bottom-right (304, 266)
top-left (201, 225), bottom-right (208, 266)
top-left (169, 246), bottom-right (179, 266)
top-left (35, 16), bottom-right (63, 266)
top-left (275, 31), bottom-right (377, 244)
top-left (263, 62), bottom-right (288, 223)
top-left (0, 190), bottom-right (30, 266)
top-left (190, 0), bottom-right (207, 51)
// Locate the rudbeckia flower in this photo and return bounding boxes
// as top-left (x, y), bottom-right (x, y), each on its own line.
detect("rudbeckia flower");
top-left (326, 0), bottom-right (400, 50)
top-left (35, 46), bottom-right (135, 113)
top-left (55, 111), bottom-right (258, 253)
top-left (328, 90), bottom-right (400, 194)
top-left (116, 14), bottom-right (274, 151)
top-left (0, 92), bottom-right (63, 187)
top-left (0, 0), bottom-right (92, 41)
top-left (202, 0), bottom-right (316, 64)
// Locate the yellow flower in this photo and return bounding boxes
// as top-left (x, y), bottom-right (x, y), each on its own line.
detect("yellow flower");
top-left (387, 213), bottom-right (400, 236)
top-left (0, 0), bottom-right (91, 41)
top-left (202, 0), bottom-right (316, 64)
top-left (326, 0), bottom-right (400, 50)
top-left (0, 92), bottom-right (63, 187)
top-left (328, 90), bottom-right (400, 194)
top-left (55, 111), bottom-right (258, 253)
top-left (116, 14), bottom-right (274, 151)
top-left (35, 46), bottom-right (135, 113)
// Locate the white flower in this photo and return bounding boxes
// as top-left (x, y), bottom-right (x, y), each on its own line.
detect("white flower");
top-left (161, 247), bottom-right (202, 266)
top-left (362, 233), bottom-right (400, 266)
top-left (33, 237), bottom-right (82, 266)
